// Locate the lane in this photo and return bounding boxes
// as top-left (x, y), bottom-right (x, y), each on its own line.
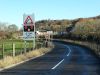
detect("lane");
top-left (55, 44), bottom-right (100, 75)
top-left (0, 42), bottom-right (69, 75)
top-left (51, 44), bottom-right (71, 70)
top-left (0, 41), bottom-right (100, 75)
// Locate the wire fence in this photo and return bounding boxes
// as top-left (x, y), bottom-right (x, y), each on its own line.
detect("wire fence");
top-left (0, 40), bottom-right (47, 59)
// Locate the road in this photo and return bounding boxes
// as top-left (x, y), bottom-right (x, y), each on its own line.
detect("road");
top-left (0, 41), bottom-right (100, 75)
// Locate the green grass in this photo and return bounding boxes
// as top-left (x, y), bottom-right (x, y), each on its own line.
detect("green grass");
top-left (0, 39), bottom-right (46, 58)
top-left (0, 39), bottom-right (34, 57)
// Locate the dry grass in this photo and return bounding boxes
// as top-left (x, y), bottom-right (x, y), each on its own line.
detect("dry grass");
top-left (63, 39), bottom-right (100, 56)
top-left (0, 48), bottom-right (52, 68)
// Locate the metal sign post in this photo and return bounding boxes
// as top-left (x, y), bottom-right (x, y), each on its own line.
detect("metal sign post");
top-left (33, 23), bottom-right (35, 49)
top-left (23, 13), bottom-right (35, 50)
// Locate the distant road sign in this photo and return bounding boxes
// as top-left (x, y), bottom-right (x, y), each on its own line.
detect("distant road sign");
top-left (23, 14), bottom-right (35, 40)
top-left (24, 16), bottom-right (34, 25)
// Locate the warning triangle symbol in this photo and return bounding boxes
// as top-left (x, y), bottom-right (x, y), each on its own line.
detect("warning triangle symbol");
top-left (24, 16), bottom-right (33, 25)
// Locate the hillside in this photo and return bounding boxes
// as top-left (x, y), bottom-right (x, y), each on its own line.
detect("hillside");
top-left (73, 16), bottom-right (100, 39)
top-left (36, 15), bottom-right (100, 31)
top-left (36, 19), bottom-right (71, 32)
top-left (35, 15), bottom-right (100, 39)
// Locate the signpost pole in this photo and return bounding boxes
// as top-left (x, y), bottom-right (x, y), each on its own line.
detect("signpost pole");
top-left (33, 14), bottom-right (35, 50)
top-left (24, 41), bottom-right (26, 54)
top-left (33, 31), bottom-right (35, 50)
top-left (33, 35), bottom-right (35, 50)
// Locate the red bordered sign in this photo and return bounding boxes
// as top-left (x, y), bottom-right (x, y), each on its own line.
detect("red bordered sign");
top-left (24, 16), bottom-right (33, 25)
top-left (23, 15), bottom-right (34, 32)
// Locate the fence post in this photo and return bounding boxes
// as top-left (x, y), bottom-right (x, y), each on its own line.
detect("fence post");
top-left (21, 43), bottom-right (23, 55)
top-left (2, 43), bottom-right (4, 59)
top-left (13, 43), bottom-right (15, 57)
top-left (24, 41), bottom-right (27, 54)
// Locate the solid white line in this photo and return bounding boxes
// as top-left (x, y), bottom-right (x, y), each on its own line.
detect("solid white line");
top-left (51, 59), bottom-right (64, 70)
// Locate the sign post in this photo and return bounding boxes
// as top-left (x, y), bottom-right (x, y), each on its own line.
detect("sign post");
top-left (23, 13), bottom-right (35, 50)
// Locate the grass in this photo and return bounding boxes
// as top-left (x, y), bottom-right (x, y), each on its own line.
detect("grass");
top-left (0, 47), bottom-right (52, 68)
top-left (62, 39), bottom-right (100, 56)
top-left (0, 40), bottom-right (33, 50)
top-left (0, 39), bottom-right (36, 57)
top-left (0, 40), bottom-right (44, 59)
top-left (0, 39), bottom-right (54, 68)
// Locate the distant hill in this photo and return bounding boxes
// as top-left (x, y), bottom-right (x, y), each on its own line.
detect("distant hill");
top-left (35, 15), bottom-right (100, 39)
top-left (35, 19), bottom-right (71, 32)
top-left (36, 15), bottom-right (99, 30)
top-left (72, 16), bottom-right (100, 38)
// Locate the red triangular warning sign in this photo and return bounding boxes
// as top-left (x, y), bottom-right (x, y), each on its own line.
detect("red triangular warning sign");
top-left (24, 16), bottom-right (33, 25)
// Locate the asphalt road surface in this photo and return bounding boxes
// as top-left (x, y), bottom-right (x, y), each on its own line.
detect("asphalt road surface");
top-left (0, 41), bottom-right (100, 75)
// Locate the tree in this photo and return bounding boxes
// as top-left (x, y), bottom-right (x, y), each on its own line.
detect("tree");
top-left (0, 22), bottom-right (8, 31)
top-left (7, 24), bottom-right (18, 32)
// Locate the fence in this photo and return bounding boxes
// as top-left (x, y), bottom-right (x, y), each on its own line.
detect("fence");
top-left (0, 40), bottom-right (47, 59)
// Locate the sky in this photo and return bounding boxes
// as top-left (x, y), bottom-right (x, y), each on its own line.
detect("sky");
top-left (0, 0), bottom-right (100, 28)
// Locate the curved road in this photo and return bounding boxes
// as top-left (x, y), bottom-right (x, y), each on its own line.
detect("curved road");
top-left (0, 41), bottom-right (100, 75)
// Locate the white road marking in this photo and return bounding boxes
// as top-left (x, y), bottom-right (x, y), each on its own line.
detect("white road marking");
top-left (51, 59), bottom-right (64, 69)
top-left (51, 45), bottom-right (71, 70)
top-left (65, 45), bottom-right (71, 56)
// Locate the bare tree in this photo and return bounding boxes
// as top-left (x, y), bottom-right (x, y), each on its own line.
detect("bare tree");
top-left (0, 22), bottom-right (8, 31)
top-left (7, 24), bottom-right (18, 32)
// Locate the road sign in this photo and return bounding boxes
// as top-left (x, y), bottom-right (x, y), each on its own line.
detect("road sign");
top-left (23, 32), bottom-right (35, 40)
top-left (24, 26), bottom-right (34, 32)
top-left (23, 14), bottom-right (35, 40)
top-left (24, 16), bottom-right (33, 25)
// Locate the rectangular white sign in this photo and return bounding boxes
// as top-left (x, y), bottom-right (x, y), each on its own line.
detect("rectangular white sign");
top-left (23, 33), bottom-right (35, 40)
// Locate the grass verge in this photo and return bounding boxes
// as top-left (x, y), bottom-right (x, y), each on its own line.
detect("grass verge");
top-left (61, 39), bottom-right (100, 57)
top-left (0, 48), bottom-right (52, 68)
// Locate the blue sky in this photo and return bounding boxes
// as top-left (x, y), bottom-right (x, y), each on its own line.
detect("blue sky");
top-left (0, 0), bottom-right (100, 28)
